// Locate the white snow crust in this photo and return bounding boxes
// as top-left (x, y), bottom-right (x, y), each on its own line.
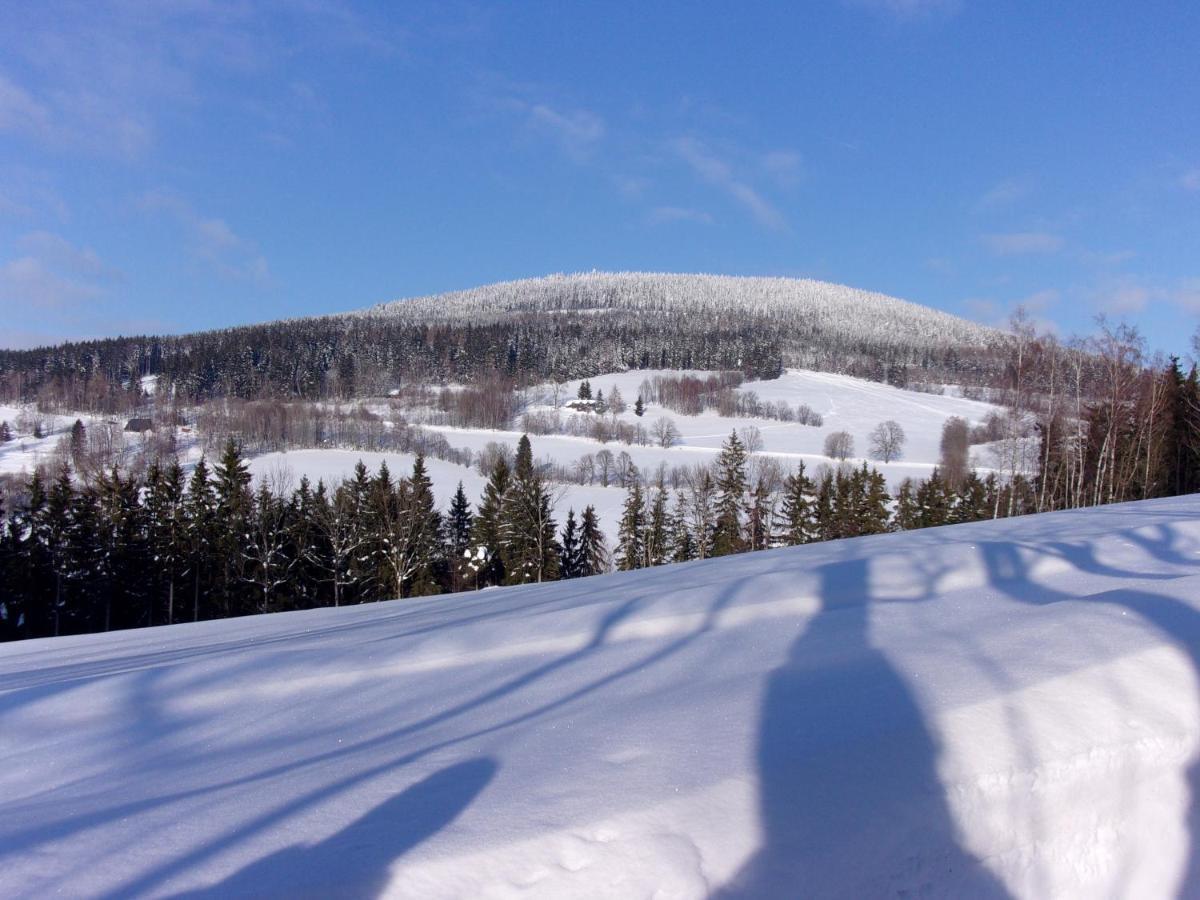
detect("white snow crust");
top-left (4, 497), bottom-right (1200, 898)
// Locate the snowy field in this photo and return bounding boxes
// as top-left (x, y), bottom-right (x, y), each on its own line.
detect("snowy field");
top-left (243, 369), bottom-right (1007, 541)
top-left (3, 496), bottom-right (1200, 897)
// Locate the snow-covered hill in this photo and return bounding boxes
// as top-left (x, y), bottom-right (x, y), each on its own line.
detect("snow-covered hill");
top-left (5, 497), bottom-right (1200, 898)
top-left (364, 271), bottom-right (1001, 361)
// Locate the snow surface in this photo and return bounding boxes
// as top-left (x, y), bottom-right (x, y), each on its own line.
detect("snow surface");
top-left (5, 496), bottom-right (1200, 898)
top-left (246, 369), bottom-right (1007, 544)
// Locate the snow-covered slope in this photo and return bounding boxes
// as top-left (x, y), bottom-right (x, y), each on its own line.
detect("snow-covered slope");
top-left (5, 497), bottom-right (1200, 898)
top-left (365, 271), bottom-right (1000, 353)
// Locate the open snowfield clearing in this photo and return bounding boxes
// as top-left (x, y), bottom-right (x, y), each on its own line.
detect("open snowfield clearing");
top-left (544, 368), bottom-right (1001, 461)
top-left (4, 497), bottom-right (1200, 897)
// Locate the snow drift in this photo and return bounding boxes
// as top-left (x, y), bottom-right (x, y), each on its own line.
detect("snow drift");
top-left (3, 496), bottom-right (1200, 898)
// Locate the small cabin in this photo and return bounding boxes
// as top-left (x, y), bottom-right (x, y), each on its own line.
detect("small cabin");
top-left (124, 417), bottom-right (153, 433)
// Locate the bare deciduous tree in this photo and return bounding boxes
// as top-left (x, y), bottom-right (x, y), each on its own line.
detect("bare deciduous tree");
top-left (651, 416), bottom-right (681, 448)
top-left (868, 420), bottom-right (906, 463)
top-left (823, 430), bottom-right (854, 461)
top-left (738, 425), bottom-right (764, 454)
top-left (939, 417), bottom-right (970, 488)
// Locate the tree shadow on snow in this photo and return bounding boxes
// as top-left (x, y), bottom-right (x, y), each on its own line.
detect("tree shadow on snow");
top-left (977, 537), bottom-right (1200, 899)
top-left (717, 553), bottom-right (1011, 898)
top-left (168, 757), bottom-right (497, 899)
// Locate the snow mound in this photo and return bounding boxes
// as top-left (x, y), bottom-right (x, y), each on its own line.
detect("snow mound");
top-left (4, 497), bottom-right (1200, 897)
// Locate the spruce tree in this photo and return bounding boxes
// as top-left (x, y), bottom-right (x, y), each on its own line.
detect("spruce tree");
top-left (184, 457), bottom-right (217, 621)
top-left (404, 455), bottom-right (445, 596)
top-left (634, 395), bottom-right (645, 417)
top-left (578, 380), bottom-right (592, 401)
top-left (893, 479), bottom-right (919, 532)
top-left (711, 430), bottom-right (748, 556)
top-left (861, 466), bottom-right (891, 535)
top-left (70, 419), bottom-right (87, 467)
top-left (746, 476), bottom-right (773, 551)
top-left (559, 508), bottom-right (581, 579)
top-left (952, 472), bottom-right (990, 524)
top-left (778, 464), bottom-right (815, 546)
top-left (145, 460), bottom-right (187, 625)
top-left (916, 469), bottom-right (952, 528)
top-left (213, 439), bottom-right (253, 616)
top-left (41, 465), bottom-right (76, 636)
top-left (616, 480), bottom-right (646, 571)
top-left (502, 436), bottom-right (559, 584)
top-left (578, 505), bottom-right (608, 576)
top-left (446, 481), bottom-right (474, 591)
top-left (813, 470), bottom-right (836, 541)
top-left (94, 467), bottom-right (147, 630)
top-left (0, 420), bottom-right (11, 443)
top-left (470, 455), bottom-right (510, 587)
top-left (644, 480), bottom-right (670, 567)
top-left (669, 491), bottom-right (696, 562)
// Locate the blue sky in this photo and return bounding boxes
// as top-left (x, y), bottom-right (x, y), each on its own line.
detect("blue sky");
top-left (1, 0), bottom-right (1198, 355)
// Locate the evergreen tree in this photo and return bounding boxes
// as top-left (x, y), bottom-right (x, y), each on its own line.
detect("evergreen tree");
top-left (778, 464), bottom-right (815, 546)
top-left (813, 470), bottom-right (836, 541)
top-left (711, 430), bottom-right (748, 556)
top-left (213, 439), bottom-right (253, 616)
top-left (644, 480), bottom-right (670, 567)
top-left (634, 395), bottom-right (645, 417)
top-left (860, 466), bottom-right (892, 535)
top-left (244, 480), bottom-right (297, 613)
top-left (616, 480), bottom-right (646, 571)
top-left (916, 469), bottom-right (952, 528)
top-left (892, 479), bottom-right (919, 532)
top-left (470, 455), bottom-right (510, 588)
top-left (559, 508), bottom-right (581, 579)
top-left (952, 472), bottom-right (990, 524)
top-left (746, 475), bottom-right (773, 551)
top-left (403, 455), bottom-right (445, 596)
top-left (594, 389), bottom-right (607, 414)
top-left (669, 491), bottom-right (696, 562)
top-left (0, 420), bottom-right (11, 443)
top-left (97, 467), bottom-right (148, 630)
top-left (70, 419), bottom-right (87, 467)
top-left (577, 380), bottom-right (592, 401)
top-left (0, 492), bottom-right (14, 640)
top-left (446, 481), bottom-right (474, 591)
top-left (578, 505), bottom-right (608, 576)
top-left (40, 465), bottom-right (75, 636)
top-left (145, 460), bottom-right (187, 625)
top-left (184, 457), bottom-right (217, 621)
top-left (502, 436), bottom-right (559, 584)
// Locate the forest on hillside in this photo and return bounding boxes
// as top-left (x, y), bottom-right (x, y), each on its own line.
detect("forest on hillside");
top-left (0, 274), bottom-right (1009, 408)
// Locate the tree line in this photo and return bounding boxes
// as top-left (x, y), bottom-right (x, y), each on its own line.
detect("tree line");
top-left (0, 429), bottom-right (1049, 643)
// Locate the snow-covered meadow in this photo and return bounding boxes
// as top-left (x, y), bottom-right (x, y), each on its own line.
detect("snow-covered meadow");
top-left (245, 369), bottom-right (1006, 542)
top-left (3, 496), bottom-right (1200, 897)
top-left (3, 368), bottom-right (1010, 548)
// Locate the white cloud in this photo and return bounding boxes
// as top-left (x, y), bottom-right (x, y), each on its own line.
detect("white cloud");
top-left (0, 3), bottom-right (399, 161)
top-left (528, 103), bottom-right (605, 154)
top-left (0, 232), bottom-right (118, 310)
top-left (962, 289), bottom-right (1060, 334)
top-left (0, 72), bottom-right (53, 140)
top-left (673, 137), bottom-right (785, 230)
top-left (139, 190), bottom-right (271, 286)
top-left (647, 206), bottom-right (714, 226)
top-left (981, 231), bottom-right (1065, 256)
top-left (974, 176), bottom-right (1033, 212)
top-left (762, 150), bottom-right (803, 189)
